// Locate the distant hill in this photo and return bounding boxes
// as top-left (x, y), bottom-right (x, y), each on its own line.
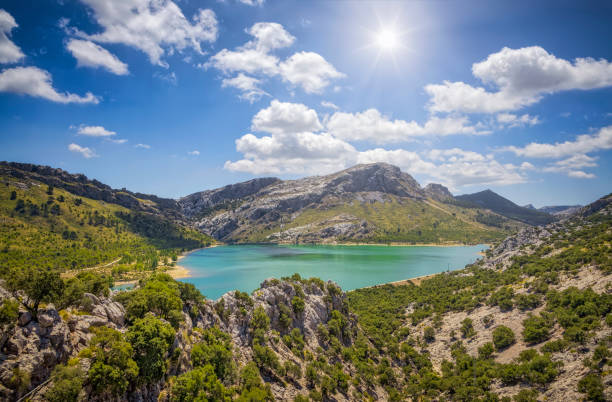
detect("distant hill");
top-left (180, 163), bottom-right (526, 244)
top-left (455, 189), bottom-right (554, 226)
top-left (539, 205), bottom-right (582, 215)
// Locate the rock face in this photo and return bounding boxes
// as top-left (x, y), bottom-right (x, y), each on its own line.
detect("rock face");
top-left (179, 163), bottom-right (434, 243)
top-left (424, 183), bottom-right (453, 202)
top-left (0, 295), bottom-right (126, 401)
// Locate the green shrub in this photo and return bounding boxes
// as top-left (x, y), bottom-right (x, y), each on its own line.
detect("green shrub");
top-left (45, 364), bottom-right (85, 402)
top-left (578, 373), bottom-right (604, 401)
top-left (291, 296), bottom-right (305, 313)
top-left (0, 299), bottom-right (19, 325)
top-left (460, 318), bottom-right (475, 338)
top-left (541, 339), bottom-right (568, 353)
top-left (488, 287), bottom-right (514, 311)
top-left (478, 342), bottom-right (495, 359)
top-left (170, 365), bottom-right (228, 402)
top-left (423, 326), bottom-right (435, 342)
top-left (191, 327), bottom-right (235, 382)
top-left (522, 313), bottom-right (554, 344)
top-left (126, 314), bottom-right (175, 383)
top-left (492, 326), bottom-right (516, 350)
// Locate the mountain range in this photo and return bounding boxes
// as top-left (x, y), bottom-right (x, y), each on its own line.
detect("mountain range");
top-left (1, 161), bottom-right (567, 250)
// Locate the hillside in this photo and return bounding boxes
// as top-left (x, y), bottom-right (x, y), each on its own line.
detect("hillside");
top-left (539, 205), bottom-right (582, 215)
top-left (456, 189), bottom-right (555, 226)
top-left (180, 163), bottom-right (526, 244)
top-left (348, 192), bottom-right (612, 400)
top-left (0, 164), bottom-right (213, 274)
top-left (0, 194), bottom-right (609, 401)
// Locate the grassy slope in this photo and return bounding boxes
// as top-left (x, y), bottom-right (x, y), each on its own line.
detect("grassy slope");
top-left (237, 196), bottom-right (523, 244)
top-left (0, 175), bottom-right (212, 273)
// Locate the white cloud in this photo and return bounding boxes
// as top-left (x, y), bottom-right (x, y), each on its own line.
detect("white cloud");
top-left (326, 109), bottom-right (487, 143)
top-left (426, 46), bottom-right (612, 114)
top-left (207, 22), bottom-right (343, 98)
top-left (221, 73), bottom-right (268, 103)
top-left (320, 101), bottom-right (339, 110)
top-left (135, 143), bottom-right (150, 149)
top-left (251, 100), bottom-right (322, 134)
top-left (237, 0), bottom-right (265, 6)
top-left (66, 39), bottom-right (128, 75)
top-left (188, 150), bottom-right (200, 156)
top-left (246, 22), bottom-right (295, 52)
top-left (77, 0), bottom-right (217, 67)
top-left (496, 113), bottom-right (540, 127)
top-left (504, 125), bottom-right (612, 158)
top-left (279, 51), bottom-right (345, 94)
top-left (567, 171), bottom-right (596, 179)
top-left (0, 9), bottom-right (24, 64)
top-left (77, 125), bottom-right (116, 136)
top-left (0, 66), bottom-right (99, 103)
top-left (68, 143), bottom-right (97, 158)
top-left (542, 154), bottom-right (597, 179)
top-left (207, 48), bottom-right (279, 75)
top-left (110, 138), bottom-right (127, 144)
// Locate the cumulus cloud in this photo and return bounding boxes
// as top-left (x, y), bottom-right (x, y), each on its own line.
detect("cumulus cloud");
top-left (503, 125), bottom-right (612, 158)
top-left (207, 22), bottom-right (343, 98)
top-left (77, 125), bottom-right (116, 136)
top-left (0, 9), bottom-right (24, 64)
top-left (251, 100), bottom-right (323, 134)
top-left (426, 46), bottom-right (612, 114)
top-left (68, 143), bottom-right (97, 158)
top-left (279, 51), bottom-right (345, 94)
top-left (188, 150), bottom-right (200, 156)
top-left (223, 100), bottom-right (527, 188)
top-left (135, 143), bottom-right (150, 149)
top-left (76, 0), bottom-right (217, 67)
top-left (66, 39), bottom-right (128, 75)
top-left (0, 66), bottom-right (99, 103)
top-left (326, 109), bottom-right (487, 143)
top-left (221, 73), bottom-right (268, 103)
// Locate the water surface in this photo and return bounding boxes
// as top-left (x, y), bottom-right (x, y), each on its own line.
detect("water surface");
top-left (179, 244), bottom-right (487, 299)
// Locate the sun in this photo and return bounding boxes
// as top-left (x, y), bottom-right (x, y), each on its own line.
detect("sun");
top-left (376, 29), bottom-right (399, 51)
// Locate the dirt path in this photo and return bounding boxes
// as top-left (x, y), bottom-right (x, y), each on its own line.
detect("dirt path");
top-left (60, 257), bottom-right (122, 278)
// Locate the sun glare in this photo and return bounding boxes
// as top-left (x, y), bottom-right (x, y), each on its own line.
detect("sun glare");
top-left (376, 29), bottom-right (398, 51)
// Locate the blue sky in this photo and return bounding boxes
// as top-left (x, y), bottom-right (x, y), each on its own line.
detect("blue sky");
top-left (0, 0), bottom-right (611, 207)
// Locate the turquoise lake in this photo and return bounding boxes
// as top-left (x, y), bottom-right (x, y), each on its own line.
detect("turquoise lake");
top-left (178, 244), bottom-right (488, 300)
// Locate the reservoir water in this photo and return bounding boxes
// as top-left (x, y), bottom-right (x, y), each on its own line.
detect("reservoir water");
top-left (179, 244), bottom-right (488, 300)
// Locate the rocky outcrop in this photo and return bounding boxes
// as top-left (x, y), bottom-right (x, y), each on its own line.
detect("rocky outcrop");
top-left (0, 294), bottom-right (126, 401)
top-left (424, 183), bottom-right (453, 202)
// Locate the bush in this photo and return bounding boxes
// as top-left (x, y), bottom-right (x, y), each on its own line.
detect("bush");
top-left (492, 326), bottom-right (516, 350)
top-left (126, 314), bottom-right (175, 383)
top-left (423, 326), bottom-right (435, 342)
top-left (488, 287), bottom-right (514, 311)
top-left (577, 373), bottom-right (604, 401)
top-left (191, 327), bottom-right (235, 382)
top-left (45, 364), bottom-right (85, 402)
top-left (0, 299), bottom-right (19, 325)
top-left (478, 342), bottom-right (495, 359)
top-left (460, 318), bottom-right (475, 338)
top-left (541, 339), bottom-right (568, 353)
top-left (522, 313), bottom-right (554, 344)
top-left (170, 365), bottom-right (228, 402)
top-left (291, 296), bottom-right (305, 313)
top-left (86, 327), bottom-right (138, 395)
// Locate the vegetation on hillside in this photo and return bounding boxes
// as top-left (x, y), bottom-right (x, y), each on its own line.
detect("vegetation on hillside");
top-left (0, 176), bottom-right (212, 275)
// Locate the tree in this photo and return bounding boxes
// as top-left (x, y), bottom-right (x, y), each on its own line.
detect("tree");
top-left (9, 190), bottom-right (16, 200)
top-left (492, 326), bottom-right (516, 350)
top-left (6, 267), bottom-right (64, 318)
top-left (460, 318), bottom-right (475, 338)
top-left (170, 365), bottom-right (229, 402)
top-left (126, 314), bottom-right (175, 383)
top-left (423, 326), bottom-right (435, 342)
top-left (191, 327), bottom-right (235, 382)
top-left (87, 327), bottom-right (138, 396)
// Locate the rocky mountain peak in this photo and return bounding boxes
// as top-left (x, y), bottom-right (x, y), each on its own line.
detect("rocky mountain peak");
top-left (327, 163), bottom-right (424, 199)
top-left (424, 183), bottom-right (454, 201)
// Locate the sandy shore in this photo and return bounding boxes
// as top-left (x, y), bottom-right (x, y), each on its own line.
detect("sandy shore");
top-left (167, 244), bottom-right (220, 280)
